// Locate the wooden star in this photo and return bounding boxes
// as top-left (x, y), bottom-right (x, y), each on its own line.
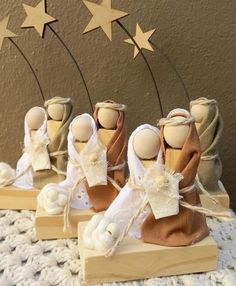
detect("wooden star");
top-left (21, 0), bottom-right (56, 38)
top-left (124, 24), bottom-right (156, 58)
top-left (0, 16), bottom-right (17, 50)
top-left (83, 0), bottom-right (128, 41)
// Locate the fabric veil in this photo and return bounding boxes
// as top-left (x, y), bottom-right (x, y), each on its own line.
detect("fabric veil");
top-left (105, 124), bottom-right (162, 239)
top-left (14, 107), bottom-right (48, 189)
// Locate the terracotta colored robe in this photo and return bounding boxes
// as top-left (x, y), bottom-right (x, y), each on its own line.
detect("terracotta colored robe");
top-left (141, 116), bottom-right (209, 246)
top-left (87, 101), bottom-right (127, 212)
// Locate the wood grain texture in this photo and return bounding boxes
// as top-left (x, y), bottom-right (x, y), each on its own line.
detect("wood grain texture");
top-left (78, 222), bottom-right (218, 285)
top-left (35, 207), bottom-right (96, 239)
top-left (0, 186), bottom-right (39, 210)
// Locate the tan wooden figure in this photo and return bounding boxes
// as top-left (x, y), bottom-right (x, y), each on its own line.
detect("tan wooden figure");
top-left (33, 97), bottom-right (73, 190)
top-left (46, 103), bottom-right (64, 141)
top-left (163, 117), bottom-right (189, 170)
top-left (86, 100), bottom-right (127, 213)
top-left (96, 106), bottom-right (118, 149)
top-left (190, 97), bottom-right (229, 211)
top-left (78, 122), bottom-right (217, 285)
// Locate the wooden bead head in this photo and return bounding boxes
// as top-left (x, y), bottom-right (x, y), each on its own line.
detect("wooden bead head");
top-left (97, 108), bottom-right (119, 129)
top-left (133, 128), bottom-right (160, 160)
top-left (47, 103), bottom-right (64, 121)
top-left (163, 116), bottom-right (190, 149)
top-left (25, 107), bottom-right (45, 130)
top-left (71, 116), bottom-right (93, 142)
top-left (190, 104), bottom-right (209, 123)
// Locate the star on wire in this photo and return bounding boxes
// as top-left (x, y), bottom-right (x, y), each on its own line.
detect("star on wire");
top-left (0, 16), bottom-right (17, 50)
top-left (21, 0), bottom-right (57, 38)
top-left (83, 0), bottom-right (128, 41)
top-left (124, 23), bottom-right (156, 58)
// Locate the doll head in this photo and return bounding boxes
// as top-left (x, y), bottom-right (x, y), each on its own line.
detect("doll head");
top-left (190, 97), bottom-right (217, 124)
top-left (162, 109), bottom-right (191, 149)
top-left (133, 128), bottom-right (160, 160)
top-left (95, 100), bottom-right (126, 130)
top-left (25, 107), bottom-right (45, 130)
top-left (71, 115), bottom-right (94, 142)
top-left (47, 103), bottom-right (64, 121)
top-left (97, 107), bottom-right (119, 129)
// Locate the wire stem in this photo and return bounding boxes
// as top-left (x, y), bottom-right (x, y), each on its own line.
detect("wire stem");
top-left (48, 25), bottom-right (94, 112)
top-left (116, 20), bottom-right (164, 117)
top-left (9, 38), bottom-right (45, 103)
top-left (150, 40), bottom-right (190, 102)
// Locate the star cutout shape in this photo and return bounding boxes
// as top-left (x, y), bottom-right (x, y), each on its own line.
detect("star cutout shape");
top-left (21, 0), bottom-right (57, 38)
top-left (0, 16), bottom-right (17, 50)
top-left (83, 0), bottom-right (128, 41)
top-left (124, 24), bottom-right (156, 58)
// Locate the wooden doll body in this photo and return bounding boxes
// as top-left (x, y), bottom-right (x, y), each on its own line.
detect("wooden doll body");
top-left (190, 99), bottom-right (225, 195)
top-left (32, 105), bottom-right (65, 188)
top-left (165, 148), bottom-right (181, 170)
top-left (141, 112), bottom-right (209, 247)
top-left (97, 108), bottom-right (118, 147)
top-left (86, 103), bottom-right (127, 212)
top-left (163, 119), bottom-right (189, 170)
top-left (47, 121), bottom-right (62, 142)
top-left (47, 103), bottom-right (64, 142)
top-left (98, 129), bottom-right (116, 147)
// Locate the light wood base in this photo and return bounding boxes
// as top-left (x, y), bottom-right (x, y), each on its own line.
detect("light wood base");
top-left (0, 186), bottom-right (39, 210)
top-left (200, 180), bottom-right (230, 213)
top-left (35, 207), bottom-right (96, 240)
top-left (78, 222), bottom-right (218, 285)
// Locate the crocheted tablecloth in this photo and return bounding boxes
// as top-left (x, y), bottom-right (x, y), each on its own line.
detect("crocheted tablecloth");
top-left (0, 210), bottom-right (235, 286)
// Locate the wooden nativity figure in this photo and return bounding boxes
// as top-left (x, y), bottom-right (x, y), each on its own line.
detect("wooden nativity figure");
top-left (0, 97), bottom-right (72, 210)
top-left (82, 109), bottom-right (217, 254)
top-left (37, 101), bottom-right (127, 234)
top-left (190, 97), bottom-right (228, 207)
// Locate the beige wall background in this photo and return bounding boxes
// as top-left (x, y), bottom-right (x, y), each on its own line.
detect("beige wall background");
top-left (0, 0), bottom-right (235, 209)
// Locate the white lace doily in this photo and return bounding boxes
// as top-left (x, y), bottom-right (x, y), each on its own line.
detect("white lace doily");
top-left (0, 209), bottom-right (235, 286)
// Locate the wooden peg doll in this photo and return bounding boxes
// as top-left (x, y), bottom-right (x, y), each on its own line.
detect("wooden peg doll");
top-left (190, 97), bottom-right (225, 193)
top-left (38, 114), bottom-right (107, 220)
top-left (12, 107), bottom-right (50, 189)
top-left (0, 107), bottom-right (48, 188)
top-left (79, 119), bottom-right (219, 284)
top-left (85, 100), bottom-right (127, 212)
top-left (32, 97), bottom-right (73, 187)
top-left (44, 97), bottom-right (73, 175)
top-left (140, 109), bottom-right (209, 246)
top-left (83, 124), bottom-right (163, 252)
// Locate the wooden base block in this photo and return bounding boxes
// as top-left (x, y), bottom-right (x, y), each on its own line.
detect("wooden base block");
top-left (35, 207), bottom-right (96, 240)
top-left (0, 186), bottom-right (39, 210)
top-left (78, 222), bottom-right (218, 285)
top-left (200, 181), bottom-right (230, 213)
